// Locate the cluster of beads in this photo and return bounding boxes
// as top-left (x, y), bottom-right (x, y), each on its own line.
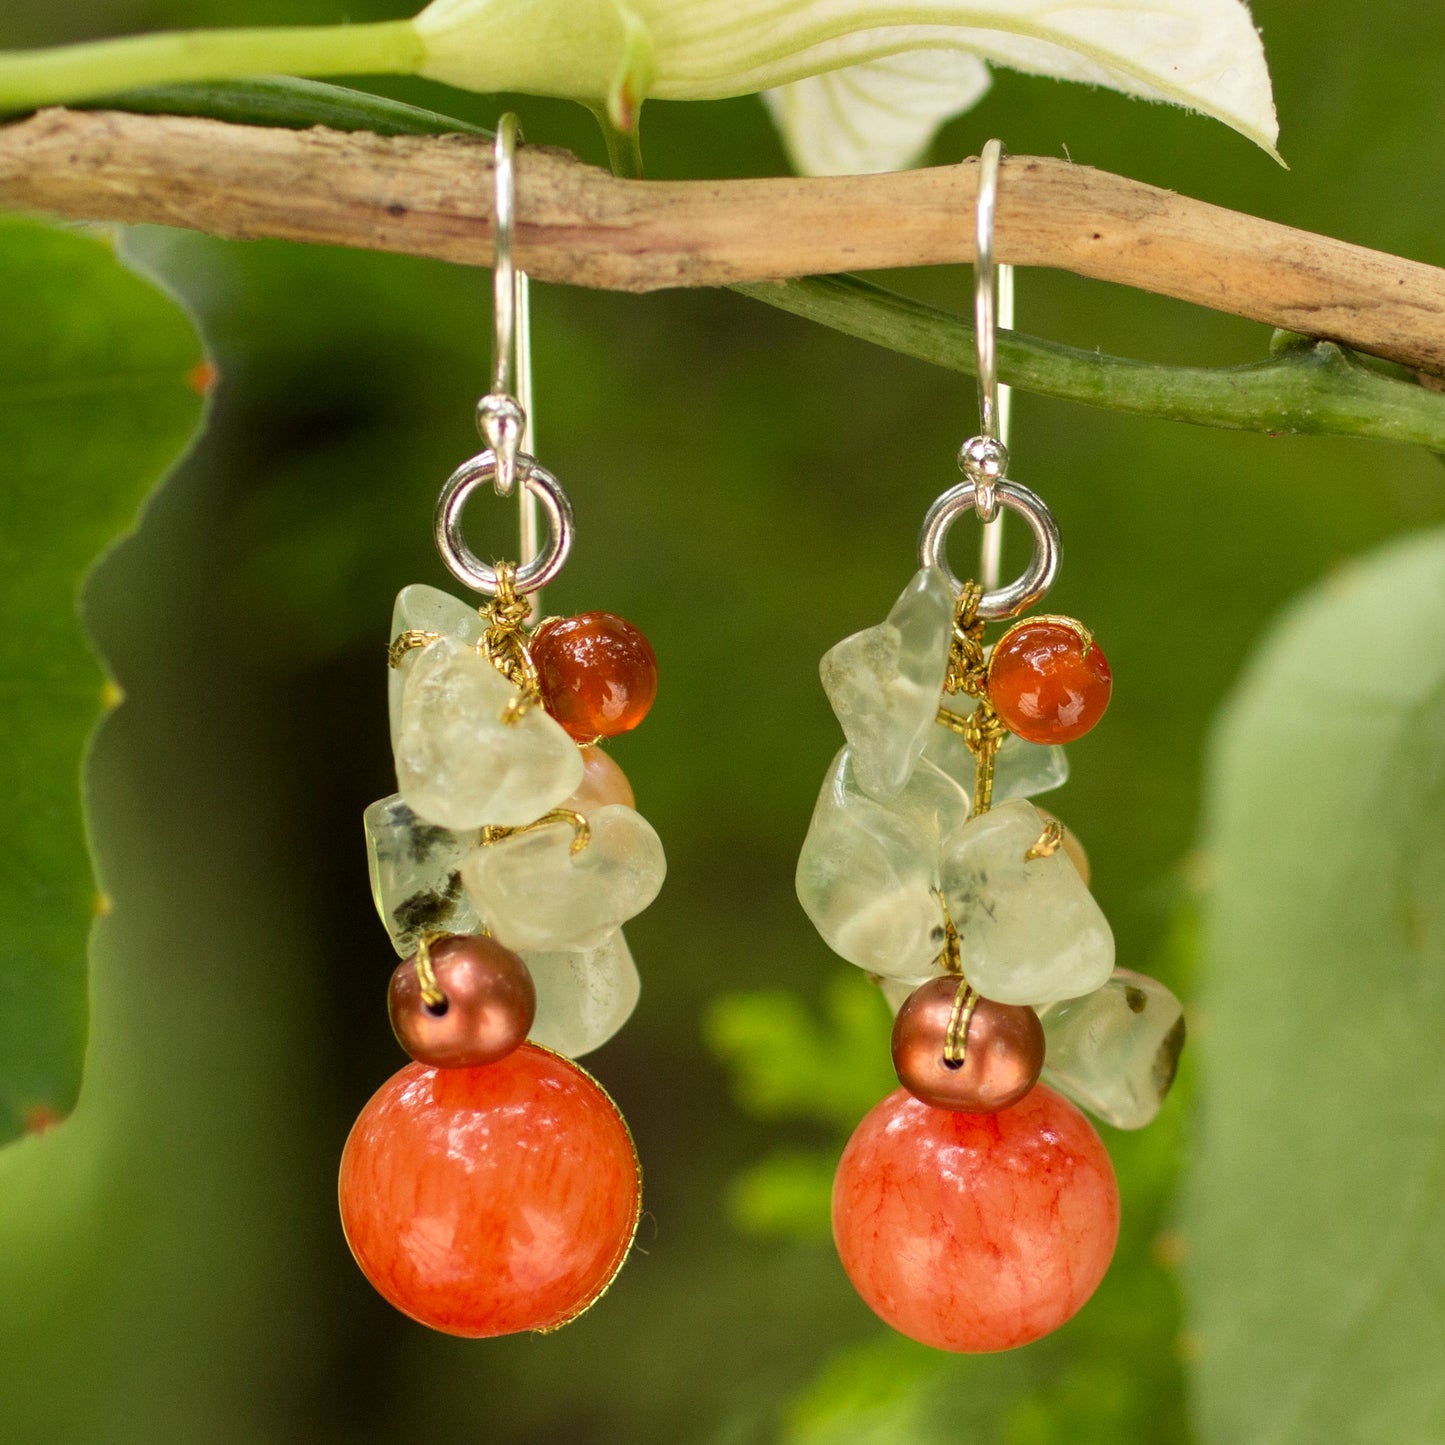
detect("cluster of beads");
top-left (339, 571), bottom-right (661, 1337)
top-left (798, 566), bottom-right (1184, 1353)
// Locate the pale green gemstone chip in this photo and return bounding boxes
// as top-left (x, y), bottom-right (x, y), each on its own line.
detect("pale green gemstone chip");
top-left (941, 797), bottom-right (1114, 1005)
top-left (394, 633), bottom-right (584, 830)
top-left (1039, 968), bottom-right (1186, 1129)
top-left (924, 718), bottom-right (1069, 804)
top-left (819, 566), bottom-right (954, 802)
top-left (796, 746), bottom-right (969, 980)
top-left (364, 792), bottom-right (480, 957)
top-left (461, 803), bottom-right (666, 954)
top-left (387, 583), bottom-right (486, 749)
top-left (525, 930), bottom-right (641, 1058)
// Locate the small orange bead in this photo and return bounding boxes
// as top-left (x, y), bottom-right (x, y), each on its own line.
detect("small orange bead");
top-left (563, 745), bottom-right (636, 812)
top-left (987, 617), bottom-right (1112, 745)
top-left (531, 612), bottom-right (658, 741)
top-left (339, 1048), bottom-right (641, 1337)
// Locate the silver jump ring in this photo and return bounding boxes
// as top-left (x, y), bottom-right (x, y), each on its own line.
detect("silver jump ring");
top-left (479, 113), bottom-right (526, 499)
top-left (434, 450), bottom-right (574, 596)
top-left (919, 477), bottom-right (1060, 619)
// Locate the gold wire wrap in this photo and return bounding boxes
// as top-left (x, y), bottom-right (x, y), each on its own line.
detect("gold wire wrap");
top-left (480, 808), bottom-right (592, 856)
top-left (413, 931), bottom-right (447, 1010)
top-left (478, 562), bottom-right (542, 716)
top-left (943, 979), bottom-right (981, 1067)
top-left (939, 578), bottom-right (1006, 817)
top-left (934, 891), bottom-right (964, 978)
top-left (388, 629), bottom-right (441, 669)
top-left (931, 893), bottom-right (976, 1064)
top-left (1025, 817), bottom-right (1066, 861)
top-left (944, 581), bottom-right (987, 697)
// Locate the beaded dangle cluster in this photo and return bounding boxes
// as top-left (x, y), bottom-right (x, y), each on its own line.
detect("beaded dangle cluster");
top-left (337, 115), bottom-right (658, 1340)
top-left (799, 517), bottom-right (1185, 1353)
top-left (797, 139), bottom-right (1184, 1357)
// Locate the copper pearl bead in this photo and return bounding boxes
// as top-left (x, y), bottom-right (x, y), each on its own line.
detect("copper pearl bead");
top-left (389, 935), bottom-right (536, 1069)
top-left (891, 977), bottom-right (1045, 1113)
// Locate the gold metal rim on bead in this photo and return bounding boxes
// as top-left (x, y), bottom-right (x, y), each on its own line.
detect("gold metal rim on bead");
top-left (985, 614), bottom-right (1096, 687)
top-left (528, 1040), bottom-right (644, 1335)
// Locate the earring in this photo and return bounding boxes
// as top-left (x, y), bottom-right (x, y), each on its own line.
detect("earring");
top-left (797, 141), bottom-right (1184, 1354)
top-left (337, 116), bottom-right (661, 1339)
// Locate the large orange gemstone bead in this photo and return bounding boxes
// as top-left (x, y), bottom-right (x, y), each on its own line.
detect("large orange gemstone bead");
top-left (986, 617), bottom-right (1112, 745)
top-left (833, 1083), bottom-right (1118, 1352)
top-left (339, 1047), bottom-right (640, 1337)
top-left (531, 612), bottom-right (658, 741)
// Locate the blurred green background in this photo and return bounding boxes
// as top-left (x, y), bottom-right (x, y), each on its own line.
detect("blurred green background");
top-left (1, 2), bottom-right (1443, 1442)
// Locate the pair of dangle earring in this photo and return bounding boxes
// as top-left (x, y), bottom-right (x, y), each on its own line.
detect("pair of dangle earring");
top-left (338, 117), bottom-right (661, 1338)
top-left (799, 142), bottom-right (1186, 1354)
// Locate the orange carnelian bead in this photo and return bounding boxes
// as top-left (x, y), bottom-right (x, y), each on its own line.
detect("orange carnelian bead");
top-left (339, 1047), bottom-right (640, 1337)
top-left (833, 1083), bottom-right (1118, 1352)
top-left (987, 617), bottom-right (1112, 745)
top-left (563, 744), bottom-right (636, 812)
top-left (531, 612), bottom-right (657, 741)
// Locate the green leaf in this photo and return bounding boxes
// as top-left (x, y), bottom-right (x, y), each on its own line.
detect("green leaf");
top-left (0, 216), bottom-right (206, 1144)
top-left (725, 1148), bottom-right (837, 1240)
top-left (704, 973), bottom-right (898, 1131)
top-left (1184, 528), bottom-right (1445, 1443)
top-left (72, 75), bottom-right (487, 136)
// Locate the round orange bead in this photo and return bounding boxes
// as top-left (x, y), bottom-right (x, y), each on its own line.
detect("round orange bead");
top-left (563, 744), bottom-right (636, 812)
top-left (339, 1047), bottom-right (640, 1337)
top-left (531, 612), bottom-right (657, 741)
top-left (987, 617), bottom-right (1112, 745)
top-left (833, 1083), bottom-right (1118, 1352)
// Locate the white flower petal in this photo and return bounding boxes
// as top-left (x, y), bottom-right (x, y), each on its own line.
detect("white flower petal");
top-left (413, 0), bottom-right (1277, 159)
top-left (765, 49), bottom-right (991, 176)
top-left (643, 0), bottom-right (1278, 158)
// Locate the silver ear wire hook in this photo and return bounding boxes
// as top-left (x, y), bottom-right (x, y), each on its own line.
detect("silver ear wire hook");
top-left (921, 138), bottom-right (1059, 618)
top-left (960, 139), bottom-right (1010, 534)
top-left (979, 259), bottom-right (1013, 593)
top-left (435, 112), bottom-right (569, 603)
top-left (476, 114), bottom-right (530, 509)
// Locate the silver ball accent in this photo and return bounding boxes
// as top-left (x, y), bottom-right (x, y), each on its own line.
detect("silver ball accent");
top-left (476, 393), bottom-right (526, 454)
top-left (958, 434), bottom-right (1009, 482)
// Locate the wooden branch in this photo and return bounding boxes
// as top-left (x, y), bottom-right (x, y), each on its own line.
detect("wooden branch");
top-left (3, 107), bottom-right (1444, 374)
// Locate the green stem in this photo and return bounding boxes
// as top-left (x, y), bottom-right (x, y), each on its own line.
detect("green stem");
top-left (592, 105), bottom-right (645, 179)
top-left (733, 275), bottom-right (1445, 453)
top-left (0, 23), bottom-right (423, 111)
